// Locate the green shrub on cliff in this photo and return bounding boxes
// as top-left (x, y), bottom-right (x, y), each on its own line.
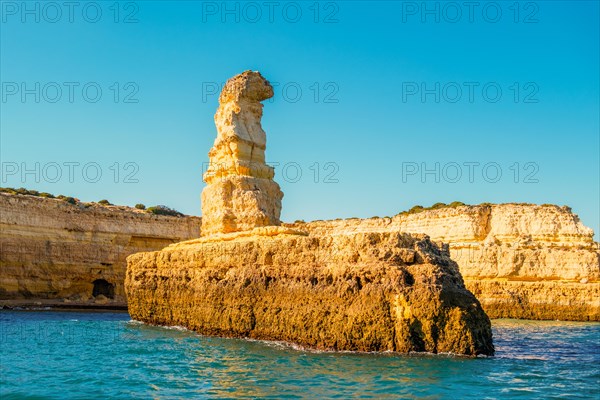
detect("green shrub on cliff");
top-left (135, 203), bottom-right (146, 210)
top-left (0, 187), bottom-right (17, 195)
top-left (64, 197), bottom-right (77, 205)
top-left (2, 187), bottom-right (42, 196)
top-left (147, 205), bottom-right (184, 217)
top-left (407, 205), bottom-right (424, 214)
top-left (98, 199), bottom-right (111, 205)
top-left (1, 187), bottom-right (57, 200)
top-left (17, 188), bottom-right (37, 196)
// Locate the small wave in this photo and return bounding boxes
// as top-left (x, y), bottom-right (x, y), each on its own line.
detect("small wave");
top-left (501, 387), bottom-right (538, 393)
top-left (161, 325), bottom-right (191, 332)
top-left (127, 320), bottom-right (195, 333)
top-left (243, 338), bottom-right (328, 353)
top-left (495, 354), bottom-right (549, 361)
top-left (242, 338), bottom-right (479, 358)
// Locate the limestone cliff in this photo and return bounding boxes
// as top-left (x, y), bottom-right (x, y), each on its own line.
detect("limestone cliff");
top-left (0, 192), bottom-right (201, 306)
top-left (201, 71), bottom-right (283, 236)
top-left (285, 204), bottom-right (600, 321)
top-left (126, 231), bottom-right (494, 356)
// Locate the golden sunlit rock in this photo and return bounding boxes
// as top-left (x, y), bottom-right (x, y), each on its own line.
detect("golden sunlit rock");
top-left (286, 203), bottom-right (600, 321)
top-left (201, 71), bottom-right (283, 236)
top-left (125, 71), bottom-right (496, 356)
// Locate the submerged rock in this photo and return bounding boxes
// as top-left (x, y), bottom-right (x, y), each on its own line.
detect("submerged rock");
top-left (126, 231), bottom-right (494, 356)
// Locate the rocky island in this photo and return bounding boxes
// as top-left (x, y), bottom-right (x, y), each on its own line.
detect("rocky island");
top-left (125, 71), bottom-right (495, 356)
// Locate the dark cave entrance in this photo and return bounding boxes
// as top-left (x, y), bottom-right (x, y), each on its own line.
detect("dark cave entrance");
top-left (92, 279), bottom-right (115, 299)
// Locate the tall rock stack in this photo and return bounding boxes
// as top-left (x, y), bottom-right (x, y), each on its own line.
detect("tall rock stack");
top-left (126, 71), bottom-right (495, 356)
top-left (201, 71), bottom-right (283, 236)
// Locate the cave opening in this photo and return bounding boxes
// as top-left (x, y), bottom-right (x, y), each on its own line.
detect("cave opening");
top-left (92, 279), bottom-right (115, 299)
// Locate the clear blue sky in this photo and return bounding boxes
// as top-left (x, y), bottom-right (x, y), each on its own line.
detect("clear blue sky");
top-left (1, 1), bottom-right (599, 238)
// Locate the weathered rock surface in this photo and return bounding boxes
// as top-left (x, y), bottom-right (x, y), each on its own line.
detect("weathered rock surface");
top-left (126, 231), bottom-right (494, 356)
top-left (0, 192), bottom-right (200, 306)
top-left (6, 191), bottom-right (595, 321)
top-left (201, 71), bottom-right (283, 236)
top-left (126, 71), bottom-right (494, 356)
top-left (285, 204), bottom-right (600, 321)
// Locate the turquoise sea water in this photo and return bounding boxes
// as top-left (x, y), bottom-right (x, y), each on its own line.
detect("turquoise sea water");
top-left (0, 311), bottom-right (598, 399)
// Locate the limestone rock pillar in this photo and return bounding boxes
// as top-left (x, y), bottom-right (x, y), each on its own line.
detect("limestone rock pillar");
top-left (201, 71), bottom-right (283, 236)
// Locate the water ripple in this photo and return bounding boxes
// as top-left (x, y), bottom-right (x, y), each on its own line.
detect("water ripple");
top-left (1, 312), bottom-right (598, 399)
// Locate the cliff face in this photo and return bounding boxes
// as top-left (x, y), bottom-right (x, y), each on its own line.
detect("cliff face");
top-left (126, 231), bottom-right (494, 356)
top-left (0, 193), bottom-right (201, 306)
top-left (285, 204), bottom-right (600, 321)
top-left (3, 190), bottom-right (597, 320)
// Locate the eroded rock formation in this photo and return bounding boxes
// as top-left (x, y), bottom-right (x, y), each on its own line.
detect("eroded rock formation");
top-left (286, 204), bottom-right (600, 321)
top-left (201, 71), bottom-right (283, 236)
top-left (126, 232), bottom-right (494, 355)
top-left (6, 190), bottom-right (595, 322)
top-left (0, 192), bottom-right (200, 306)
top-left (126, 71), bottom-right (494, 355)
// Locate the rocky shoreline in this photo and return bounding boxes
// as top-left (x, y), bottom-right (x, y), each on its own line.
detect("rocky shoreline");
top-left (0, 299), bottom-right (128, 311)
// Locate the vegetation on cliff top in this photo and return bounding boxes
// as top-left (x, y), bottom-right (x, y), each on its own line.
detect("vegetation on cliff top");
top-left (394, 201), bottom-right (569, 217)
top-left (1, 187), bottom-right (572, 221)
top-left (146, 205), bottom-right (184, 217)
top-left (1, 187), bottom-right (58, 199)
top-left (397, 201), bottom-right (468, 216)
top-left (0, 187), bottom-right (186, 217)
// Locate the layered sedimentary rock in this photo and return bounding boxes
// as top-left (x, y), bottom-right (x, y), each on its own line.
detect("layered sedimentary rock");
top-left (286, 204), bottom-right (600, 321)
top-left (201, 71), bottom-right (283, 236)
top-left (126, 231), bottom-right (494, 355)
top-left (127, 71), bottom-right (494, 355)
top-left (0, 193), bottom-right (200, 306)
